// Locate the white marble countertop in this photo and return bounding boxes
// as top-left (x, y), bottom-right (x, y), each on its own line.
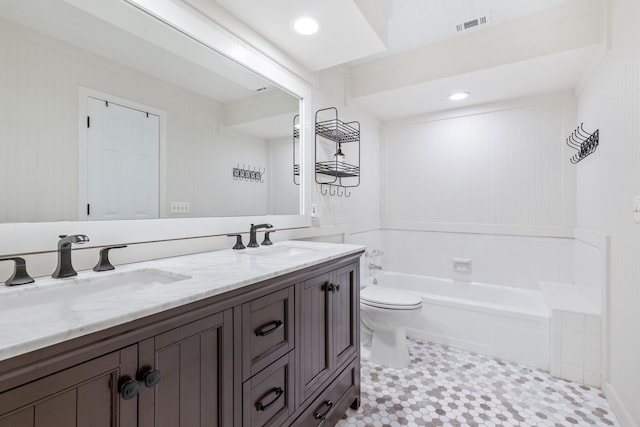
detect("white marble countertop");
top-left (0, 241), bottom-right (365, 362)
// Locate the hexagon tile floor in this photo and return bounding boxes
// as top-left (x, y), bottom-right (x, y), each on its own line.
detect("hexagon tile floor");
top-left (336, 338), bottom-right (619, 427)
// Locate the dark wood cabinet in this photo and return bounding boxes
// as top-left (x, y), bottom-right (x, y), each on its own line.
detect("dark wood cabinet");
top-left (241, 287), bottom-right (295, 381)
top-left (331, 264), bottom-right (359, 371)
top-left (138, 310), bottom-right (234, 427)
top-left (242, 351), bottom-right (295, 427)
top-left (0, 345), bottom-right (138, 427)
top-left (0, 252), bottom-right (362, 427)
top-left (296, 261), bottom-right (360, 418)
top-left (298, 272), bottom-right (332, 402)
top-left (294, 360), bottom-right (359, 427)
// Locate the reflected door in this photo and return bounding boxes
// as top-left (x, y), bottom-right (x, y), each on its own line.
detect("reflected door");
top-left (87, 97), bottom-right (159, 220)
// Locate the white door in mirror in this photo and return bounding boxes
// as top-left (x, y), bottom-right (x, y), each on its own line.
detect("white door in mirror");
top-left (87, 97), bottom-right (160, 220)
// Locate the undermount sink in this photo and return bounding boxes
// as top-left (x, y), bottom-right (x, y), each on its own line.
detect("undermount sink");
top-left (0, 269), bottom-right (191, 313)
top-left (242, 244), bottom-right (323, 258)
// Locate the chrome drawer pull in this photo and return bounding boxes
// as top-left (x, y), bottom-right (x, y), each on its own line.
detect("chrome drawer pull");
top-left (314, 400), bottom-right (334, 420)
top-left (255, 320), bottom-right (284, 337)
top-left (256, 387), bottom-right (284, 411)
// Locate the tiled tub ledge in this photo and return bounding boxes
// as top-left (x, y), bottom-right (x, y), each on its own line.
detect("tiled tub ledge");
top-left (539, 281), bottom-right (601, 387)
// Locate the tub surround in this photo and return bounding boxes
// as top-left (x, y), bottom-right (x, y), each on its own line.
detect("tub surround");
top-left (540, 281), bottom-right (602, 387)
top-left (0, 240), bottom-right (364, 362)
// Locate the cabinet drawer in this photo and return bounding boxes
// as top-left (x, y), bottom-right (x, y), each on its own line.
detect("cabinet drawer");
top-left (242, 351), bottom-right (295, 427)
top-left (242, 287), bottom-right (295, 380)
top-left (294, 359), bottom-right (359, 427)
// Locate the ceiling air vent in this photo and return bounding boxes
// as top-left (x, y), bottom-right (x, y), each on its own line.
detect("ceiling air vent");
top-left (456, 16), bottom-right (489, 32)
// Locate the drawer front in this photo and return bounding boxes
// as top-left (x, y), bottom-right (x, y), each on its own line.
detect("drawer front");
top-left (242, 287), bottom-right (295, 380)
top-left (294, 360), bottom-right (359, 427)
top-left (242, 352), bottom-right (295, 427)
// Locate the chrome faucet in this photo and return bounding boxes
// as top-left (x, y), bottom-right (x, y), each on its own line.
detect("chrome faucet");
top-left (52, 234), bottom-right (89, 278)
top-left (368, 263), bottom-right (382, 271)
top-left (248, 223), bottom-right (273, 248)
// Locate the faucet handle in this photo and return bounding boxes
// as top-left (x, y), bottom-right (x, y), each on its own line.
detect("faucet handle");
top-left (261, 230), bottom-right (275, 246)
top-left (227, 234), bottom-right (246, 250)
top-left (93, 246), bottom-right (127, 272)
top-left (0, 257), bottom-right (35, 286)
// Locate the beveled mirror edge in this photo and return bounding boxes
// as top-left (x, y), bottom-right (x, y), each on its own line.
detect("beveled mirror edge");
top-left (0, 0), bottom-right (313, 256)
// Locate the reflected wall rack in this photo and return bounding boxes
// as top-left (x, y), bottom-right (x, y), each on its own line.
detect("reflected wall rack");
top-left (315, 107), bottom-right (360, 197)
top-left (293, 114), bottom-right (300, 185)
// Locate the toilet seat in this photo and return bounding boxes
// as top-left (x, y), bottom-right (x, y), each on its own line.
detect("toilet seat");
top-left (361, 286), bottom-right (422, 310)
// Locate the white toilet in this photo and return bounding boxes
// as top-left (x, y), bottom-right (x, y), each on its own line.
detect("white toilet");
top-left (360, 285), bottom-right (422, 368)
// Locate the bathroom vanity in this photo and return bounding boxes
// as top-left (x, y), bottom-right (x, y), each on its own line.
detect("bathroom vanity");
top-left (0, 241), bottom-right (363, 427)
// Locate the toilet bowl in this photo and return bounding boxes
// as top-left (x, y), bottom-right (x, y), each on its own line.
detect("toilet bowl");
top-left (360, 285), bottom-right (422, 368)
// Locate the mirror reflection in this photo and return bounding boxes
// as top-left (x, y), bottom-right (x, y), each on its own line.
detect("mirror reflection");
top-left (0, 0), bottom-right (301, 223)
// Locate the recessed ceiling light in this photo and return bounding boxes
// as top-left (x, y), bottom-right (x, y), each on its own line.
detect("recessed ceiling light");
top-left (449, 92), bottom-right (470, 101)
top-left (293, 16), bottom-right (320, 35)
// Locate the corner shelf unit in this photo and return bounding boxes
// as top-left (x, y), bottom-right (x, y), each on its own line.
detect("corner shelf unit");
top-left (315, 107), bottom-right (360, 197)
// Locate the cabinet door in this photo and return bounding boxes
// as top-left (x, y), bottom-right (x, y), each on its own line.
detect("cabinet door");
top-left (298, 263), bottom-right (359, 406)
top-left (138, 309), bottom-right (234, 427)
top-left (0, 346), bottom-right (138, 427)
top-left (331, 263), bottom-right (359, 370)
top-left (298, 272), bottom-right (332, 403)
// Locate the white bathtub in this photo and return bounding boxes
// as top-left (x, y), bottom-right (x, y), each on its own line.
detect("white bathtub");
top-left (367, 271), bottom-right (551, 370)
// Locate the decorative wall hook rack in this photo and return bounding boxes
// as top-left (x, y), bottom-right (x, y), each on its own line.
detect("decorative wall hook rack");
top-left (320, 183), bottom-right (351, 198)
top-left (315, 107), bottom-right (360, 197)
top-left (566, 123), bottom-right (599, 164)
top-left (233, 164), bottom-right (265, 183)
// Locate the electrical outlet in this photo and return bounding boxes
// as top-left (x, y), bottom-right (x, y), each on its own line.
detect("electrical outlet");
top-left (170, 202), bottom-right (190, 214)
top-left (311, 203), bottom-right (318, 217)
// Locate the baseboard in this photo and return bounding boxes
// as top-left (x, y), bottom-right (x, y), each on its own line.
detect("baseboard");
top-left (604, 382), bottom-right (638, 427)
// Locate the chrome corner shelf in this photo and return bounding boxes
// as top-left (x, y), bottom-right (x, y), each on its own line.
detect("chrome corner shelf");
top-left (315, 107), bottom-right (360, 197)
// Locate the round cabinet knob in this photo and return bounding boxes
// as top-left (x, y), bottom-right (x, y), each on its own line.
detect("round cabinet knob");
top-left (141, 369), bottom-right (162, 388)
top-left (119, 378), bottom-right (140, 400)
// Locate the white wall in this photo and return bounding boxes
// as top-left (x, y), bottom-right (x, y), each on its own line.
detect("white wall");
top-left (372, 93), bottom-right (578, 290)
top-left (575, 0), bottom-right (640, 424)
top-left (383, 93), bottom-right (576, 232)
top-left (309, 68), bottom-right (382, 236)
top-left (380, 231), bottom-right (573, 289)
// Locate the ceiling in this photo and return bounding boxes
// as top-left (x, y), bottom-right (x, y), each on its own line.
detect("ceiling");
top-left (208, 0), bottom-right (606, 120)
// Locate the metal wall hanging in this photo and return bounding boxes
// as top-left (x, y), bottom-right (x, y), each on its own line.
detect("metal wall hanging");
top-left (315, 107), bottom-right (360, 197)
top-left (293, 114), bottom-right (301, 185)
top-left (233, 164), bottom-right (265, 183)
top-left (566, 123), bottom-right (599, 164)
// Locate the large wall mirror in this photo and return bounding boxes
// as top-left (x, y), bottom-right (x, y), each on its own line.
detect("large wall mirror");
top-left (0, 0), bottom-right (303, 224)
